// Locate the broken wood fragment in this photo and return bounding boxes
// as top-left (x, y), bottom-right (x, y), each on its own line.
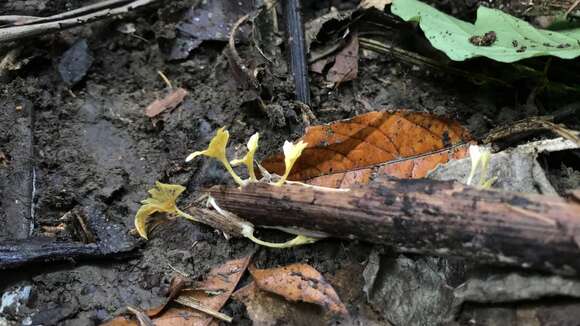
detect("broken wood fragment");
top-left (208, 180), bottom-right (580, 275)
top-left (144, 87), bottom-right (188, 118)
top-left (0, 206), bottom-right (137, 269)
top-left (0, 237), bottom-right (137, 269)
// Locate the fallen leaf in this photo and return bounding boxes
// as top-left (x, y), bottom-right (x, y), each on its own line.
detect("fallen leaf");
top-left (249, 263), bottom-right (348, 316)
top-left (58, 39), bottom-right (93, 87)
top-left (310, 57), bottom-right (331, 74)
top-left (176, 255), bottom-right (251, 326)
top-left (169, 0), bottom-right (253, 60)
top-left (145, 88), bottom-right (188, 118)
top-left (306, 144), bottom-right (470, 188)
top-left (261, 111), bottom-right (472, 187)
top-left (305, 7), bottom-right (343, 51)
top-left (326, 34), bottom-right (359, 83)
top-left (305, 7), bottom-right (353, 68)
top-left (360, 0), bottom-right (392, 11)
top-left (101, 275), bottom-right (190, 326)
top-left (232, 282), bottom-right (328, 326)
top-left (126, 305), bottom-right (154, 326)
top-left (102, 255), bottom-right (251, 326)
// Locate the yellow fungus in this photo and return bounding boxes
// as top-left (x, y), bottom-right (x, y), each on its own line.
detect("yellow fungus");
top-left (275, 140), bottom-right (308, 186)
top-left (230, 132), bottom-right (259, 181)
top-left (134, 182), bottom-right (199, 239)
top-left (466, 145), bottom-right (495, 188)
top-left (186, 127), bottom-right (243, 186)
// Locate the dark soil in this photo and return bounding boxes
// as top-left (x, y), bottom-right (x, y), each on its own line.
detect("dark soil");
top-left (1, 0), bottom-right (579, 325)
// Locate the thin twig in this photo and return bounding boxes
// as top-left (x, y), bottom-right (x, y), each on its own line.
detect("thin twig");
top-left (225, 14), bottom-right (260, 90)
top-left (174, 296), bottom-right (233, 323)
top-left (484, 116), bottom-right (580, 146)
top-left (566, 0), bottom-right (580, 17)
top-left (126, 305), bottom-right (155, 326)
top-left (541, 120), bottom-right (580, 146)
top-left (168, 263), bottom-right (190, 277)
top-left (0, 0), bottom-right (160, 43)
top-left (0, 16), bottom-right (41, 24)
top-left (157, 70), bottom-right (173, 89)
top-left (4, 0), bottom-right (134, 26)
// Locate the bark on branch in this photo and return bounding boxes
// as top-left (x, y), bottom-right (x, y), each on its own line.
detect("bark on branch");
top-left (0, 0), bottom-right (160, 43)
top-left (208, 179), bottom-right (580, 275)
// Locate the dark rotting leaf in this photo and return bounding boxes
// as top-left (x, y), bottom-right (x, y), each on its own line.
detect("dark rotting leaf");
top-left (58, 39), bottom-right (93, 87)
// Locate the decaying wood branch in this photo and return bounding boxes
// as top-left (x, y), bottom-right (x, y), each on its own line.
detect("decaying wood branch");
top-left (209, 180), bottom-right (580, 275)
top-left (0, 207), bottom-right (138, 269)
top-left (0, 0), bottom-right (160, 43)
top-left (0, 237), bottom-right (137, 269)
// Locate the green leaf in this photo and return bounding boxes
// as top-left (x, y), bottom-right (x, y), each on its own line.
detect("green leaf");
top-left (391, 0), bottom-right (580, 63)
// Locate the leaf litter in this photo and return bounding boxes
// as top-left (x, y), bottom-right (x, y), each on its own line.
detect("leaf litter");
top-left (261, 110), bottom-right (473, 187)
top-left (232, 282), bottom-right (329, 326)
top-left (233, 263), bottom-right (348, 321)
top-left (144, 88), bottom-right (188, 118)
top-left (103, 255), bottom-right (251, 326)
top-left (169, 0), bottom-right (254, 60)
top-left (326, 33), bottom-right (359, 83)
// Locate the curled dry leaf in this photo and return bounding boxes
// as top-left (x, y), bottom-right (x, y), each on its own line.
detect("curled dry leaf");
top-left (249, 263), bottom-right (348, 316)
top-left (102, 256), bottom-right (251, 326)
top-left (174, 255), bottom-right (251, 326)
top-left (101, 274), bottom-right (190, 326)
top-left (233, 282), bottom-right (328, 325)
top-left (305, 7), bottom-right (343, 51)
top-left (310, 56), bottom-right (330, 74)
top-left (145, 88), bottom-right (188, 118)
top-left (261, 111), bottom-right (472, 188)
top-left (169, 0), bottom-right (253, 60)
top-left (326, 34), bottom-right (359, 83)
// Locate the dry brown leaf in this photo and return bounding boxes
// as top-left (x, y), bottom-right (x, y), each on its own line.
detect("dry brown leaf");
top-left (145, 88), bottom-right (188, 118)
top-left (261, 111), bottom-right (472, 187)
top-left (249, 263), bottom-right (348, 317)
top-left (326, 34), bottom-right (359, 83)
top-left (102, 255), bottom-right (251, 326)
top-left (177, 255), bottom-right (251, 326)
top-left (307, 144), bottom-right (470, 188)
top-left (359, 0), bottom-right (392, 11)
top-left (310, 57), bottom-right (331, 74)
top-left (232, 282), bottom-right (328, 325)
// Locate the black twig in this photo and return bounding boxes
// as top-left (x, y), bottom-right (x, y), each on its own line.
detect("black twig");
top-left (285, 0), bottom-right (311, 106)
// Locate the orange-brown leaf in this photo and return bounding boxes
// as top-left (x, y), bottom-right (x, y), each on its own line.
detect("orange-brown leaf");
top-left (261, 111), bottom-right (472, 187)
top-left (249, 263), bottom-right (348, 316)
top-left (145, 87), bottom-right (188, 118)
top-left (233, 282), bottom-right (329, 325)
top-left (178, 255), bottom-right (251, 326)
top-left (307, 144), bottom-right (470, 188)
top-left (101, 255), bottom-right (251, 326)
